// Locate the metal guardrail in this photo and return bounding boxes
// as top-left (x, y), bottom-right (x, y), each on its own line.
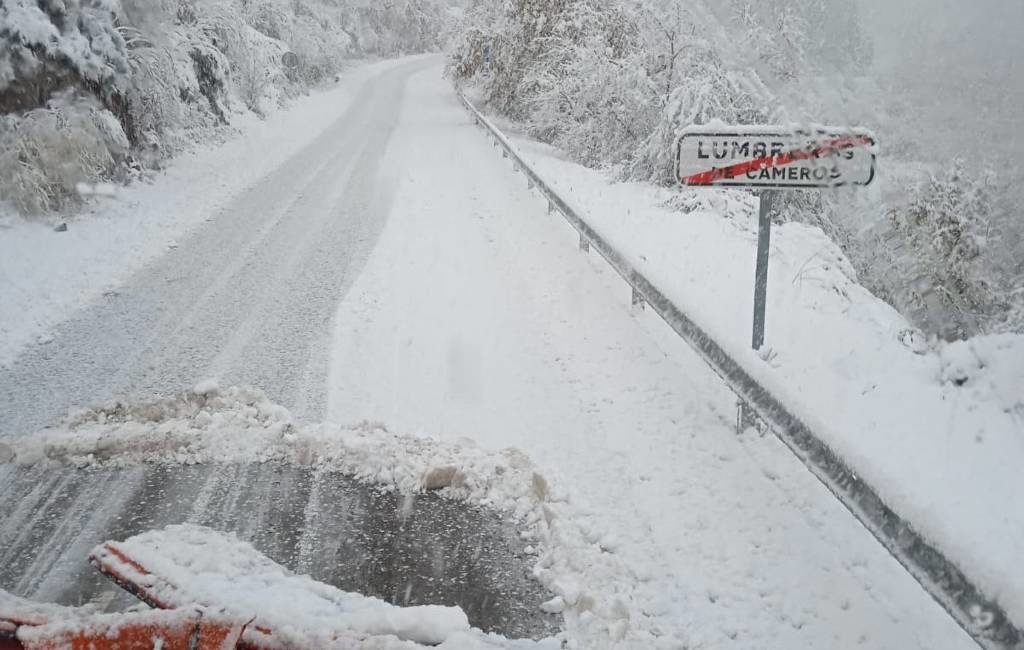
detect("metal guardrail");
top-left (458, 92), bottom-right (1021, 650)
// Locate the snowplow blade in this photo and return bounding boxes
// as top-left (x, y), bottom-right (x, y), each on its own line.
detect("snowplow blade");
top-left (1, 591), bottom-right (85, 650)
top-left (89, 524), bottom-right (471, 647)
top-left (0, 597), bottom-right (243, 650)
top-left (0, 591), bottom-right (80, 630)
top-left (0, 461), bottom-right (554, 641)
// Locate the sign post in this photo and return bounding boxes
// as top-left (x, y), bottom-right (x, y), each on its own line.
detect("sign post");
top-left (676, 126), bottom-right (876, 430)
top-left (751, 189), bottom-right (774, 351)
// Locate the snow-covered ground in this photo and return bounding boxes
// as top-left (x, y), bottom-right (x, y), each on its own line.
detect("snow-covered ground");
top-left (0, 56), bottom-right (425, 369)
top-left (0, 58), bottom-right (1005, 649)
top-left (323, 65), bottom-right (978, 648)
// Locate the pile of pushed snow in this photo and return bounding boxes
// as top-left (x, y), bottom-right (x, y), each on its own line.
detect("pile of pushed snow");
top-left (9, 381), bottom-right (294, 467)
top-left (938, 334), bottom-right (1024, 417)
top-left (5, 384), bottom-right (665, 647)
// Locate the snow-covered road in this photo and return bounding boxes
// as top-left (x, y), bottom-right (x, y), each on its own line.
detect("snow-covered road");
top-left (1, 59), bottom-right (978, 648)
top-left (0, 58), bottom-right (434, 435)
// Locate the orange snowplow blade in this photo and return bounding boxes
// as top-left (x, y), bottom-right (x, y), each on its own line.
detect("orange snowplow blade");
top-left (2, 591), bottom-right (244, 650)
top-left (88, 541), bottom-right (173, 610)
top-left (9, 525), bottom-right (469, 649)
top-left (88, 542), bottom-right (278, 648)
top-left (16, 609), bottom-right (243, 650)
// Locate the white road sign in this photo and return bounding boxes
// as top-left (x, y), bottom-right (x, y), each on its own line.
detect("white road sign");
top-left (677, 126), bottom-right (876, 189)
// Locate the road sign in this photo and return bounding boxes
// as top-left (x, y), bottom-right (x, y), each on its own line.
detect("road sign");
top-left (677, 126), bottom-right (876, 189)
top-left (675, 124), bottom-right (877, 432)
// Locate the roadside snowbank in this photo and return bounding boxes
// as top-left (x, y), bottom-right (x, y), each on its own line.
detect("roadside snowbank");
top-left (494, 126), bottom-right (1024, 623)
top-left (0, 56), bottom-right (428, 368)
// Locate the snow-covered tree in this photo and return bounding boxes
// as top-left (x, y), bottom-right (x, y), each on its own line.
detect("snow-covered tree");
top-left (1, 0), bottom-right (451, 216)
top-left (726, 0), bottom-right (871, 83)
top-left (0, 0), bottom-right (129, 110)
top-left (449, 0), bottom-right (764, 174)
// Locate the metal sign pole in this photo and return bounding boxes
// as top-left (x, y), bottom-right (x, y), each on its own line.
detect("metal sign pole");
top-left (751, 190), bottom-right (775, 351)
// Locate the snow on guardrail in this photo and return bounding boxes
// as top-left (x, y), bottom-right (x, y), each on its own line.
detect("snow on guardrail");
top-left (457, 91), bottom-right (1021, 650)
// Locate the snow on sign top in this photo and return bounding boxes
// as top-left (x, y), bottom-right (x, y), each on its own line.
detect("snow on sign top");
top-left (676, 125), bottom-right (877, 189)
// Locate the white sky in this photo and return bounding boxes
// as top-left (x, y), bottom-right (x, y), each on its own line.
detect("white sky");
top-left (861, 0), bottom-right (1024, 168)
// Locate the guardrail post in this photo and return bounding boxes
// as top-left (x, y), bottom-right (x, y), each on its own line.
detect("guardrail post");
top-left (578, 233), bottom-right (590, 253)
top-left (502, 150), bottom-right (508, 159)
top-left (631, 287), bottom-right (645, 310)
top-left (547, 200), bottom-right (554, 214)
top-left (737, 399), bottom-right (761, 434)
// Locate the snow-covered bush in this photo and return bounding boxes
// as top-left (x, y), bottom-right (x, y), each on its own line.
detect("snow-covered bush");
top-left (348, 0), bottom-right (446, 57)
top-left (232, 27), bottom-right (287, 116)
top-left (515, 4), bottom-right (649, 169)
top-left (0, 93), bottom-right (128, 213)
top-left (451, 0), bottom-right (656, 169)
top-left (523, 40), bottom-right (654, 169)
top-left (286, 13), bottom-right (349, 85)
top-left (884, 160), bottom-right (1016, 338)
top-left (630, 47), bottom-right (767, 184)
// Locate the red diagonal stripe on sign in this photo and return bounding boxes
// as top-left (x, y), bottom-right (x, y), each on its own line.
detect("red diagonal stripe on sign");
top-left (680, 135), bottom-right (874, 186)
